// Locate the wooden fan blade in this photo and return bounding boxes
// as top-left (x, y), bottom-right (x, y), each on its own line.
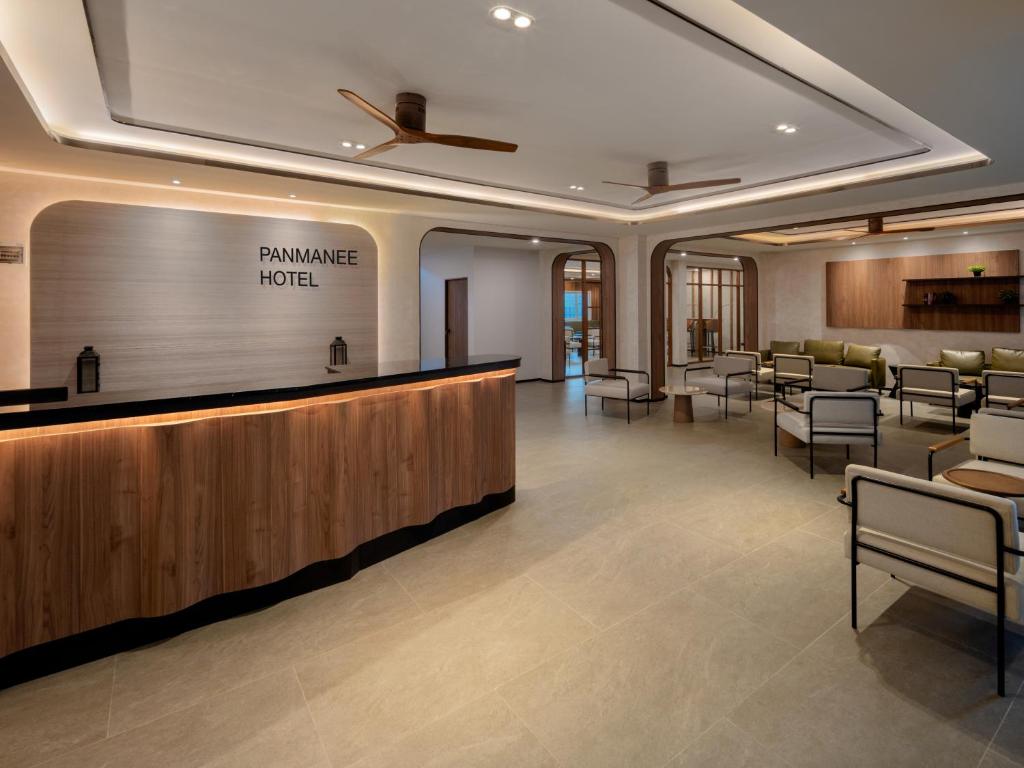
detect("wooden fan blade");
top-left (602, 181), bottom-right (651, 190)
top-left (337, 89), bottom-right (401, 133)
top-left (658, 178), bottom-right (741, 193)
top-left (633, 192), bottom-right (653, 205)
top-left (354, 139), bottom-right (400, 160)
top-left (420, 132), bottom-right (518, 152)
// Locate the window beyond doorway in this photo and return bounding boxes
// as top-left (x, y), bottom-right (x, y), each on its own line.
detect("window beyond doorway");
top-left (563, 257), bottom-right (602, 377)
top-left (685, 265), bottom-right (745, 362)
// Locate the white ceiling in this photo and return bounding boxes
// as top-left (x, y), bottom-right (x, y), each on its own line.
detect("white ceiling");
top-left (0, 0), bottom-right (988, 223)
top-left (84, 0), bottom-right (922, 209)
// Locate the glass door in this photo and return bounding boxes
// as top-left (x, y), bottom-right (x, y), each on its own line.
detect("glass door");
top-left (564, 257), bottom-right (602, 377)
top-left (686, 265), bottom-right (744, 362)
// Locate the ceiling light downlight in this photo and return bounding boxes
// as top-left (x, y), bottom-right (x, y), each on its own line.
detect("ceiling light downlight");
top-left (491, 6), bottom-right (533, 29)
top-left (514, 14), bottom-right (532, 28)
top-left (491, 6), bottom-right (512, 21)
top-left (171, 178), bottom-right (181, 185)
top-left (776, 123), bottom-right (798, 134)
top-left (531, 238), bottom-right (540, 244)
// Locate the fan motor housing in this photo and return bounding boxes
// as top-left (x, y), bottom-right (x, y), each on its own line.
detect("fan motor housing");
top-left (396, 93), bottom-right (427, 131)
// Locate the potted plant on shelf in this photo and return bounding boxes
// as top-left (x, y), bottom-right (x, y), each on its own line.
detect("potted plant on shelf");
top-left (968, 264), bottom-right (986, 277)
top-left (999, 288), bottom-right (1020, 305)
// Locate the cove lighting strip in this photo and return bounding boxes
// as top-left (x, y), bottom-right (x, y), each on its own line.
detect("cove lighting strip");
top-left (0, 0), bottom-right (990, 224)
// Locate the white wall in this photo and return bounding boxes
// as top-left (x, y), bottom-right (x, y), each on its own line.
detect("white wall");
top-left (759, 229), bottom-right (1024, 380)
top-left (420, 240), bottom-right (544, 380)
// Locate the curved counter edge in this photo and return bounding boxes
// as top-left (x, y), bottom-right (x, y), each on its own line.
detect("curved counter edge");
top-left (0, 487), bottom-right (514, 690)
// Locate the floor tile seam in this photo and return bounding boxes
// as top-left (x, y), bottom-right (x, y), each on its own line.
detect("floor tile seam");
top-left (721, 574), bottom-right (896, 721)
top-left (292, 665), bottom-right (334, 768)
top-left (520, 573), bottom-right (602, 633)
top-left (651, 715), bottom-right (729, 768)
top-left (25, 662), bottom-right (294, 768)
top-left (722, 715), bottom-right (801, 768)
top-left (494, 688), bottom-right (565, 767)
top-left (379, 561), bottom-right (428, 615)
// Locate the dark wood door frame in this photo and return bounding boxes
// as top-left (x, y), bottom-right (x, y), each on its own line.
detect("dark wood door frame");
top-left (551, 248), bottom-right (616, 382)
top-left (444, 277), bottom-right (469, 363)
top-left (419, 228), bottom-right (615, 383)
top-left (651, 244), bottom-right (758, 400)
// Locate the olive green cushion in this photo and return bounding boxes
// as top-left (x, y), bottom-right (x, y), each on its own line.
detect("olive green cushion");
top-left (770, 340), bottom-right (801, 357)
top-left (992, 347), bottom-right (1024, 372)
top-left (803, 339), bottom-right (845, 365)
top-left (844, 344), bottom-right (881, 369)
top-left (939, 349), bottom-right (986, 375)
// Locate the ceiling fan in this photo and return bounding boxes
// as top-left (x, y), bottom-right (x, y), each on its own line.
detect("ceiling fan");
top-left (337, 90), bottom-right (518, 160)
top-left (850, 216), bottom-right (936, 239)
top-left (603, 161), bottom-right (741, 204)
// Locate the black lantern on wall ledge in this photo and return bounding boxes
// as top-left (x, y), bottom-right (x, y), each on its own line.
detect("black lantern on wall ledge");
top-left (77, 345), bottom-right (100, 393)
top-left (330, 336), bottom-right (348, 366)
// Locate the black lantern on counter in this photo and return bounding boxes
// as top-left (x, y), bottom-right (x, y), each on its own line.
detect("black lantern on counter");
top-left (76, 346), bottom-right (100, 393)
top-left (330, 336), bottom-right (348, 366)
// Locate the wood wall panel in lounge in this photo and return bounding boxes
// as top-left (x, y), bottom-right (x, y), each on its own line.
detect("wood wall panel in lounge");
top-left (826, 250), bottom-right (1020, 331)
top-left (0, 371), bottom-right (515, 658)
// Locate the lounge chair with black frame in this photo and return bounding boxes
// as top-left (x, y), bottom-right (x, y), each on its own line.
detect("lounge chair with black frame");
top-left (583, 358), bottom-right (651, 424)
top-left (928, 406), bottom-right (1024, 518)
top-left (896, 364), bottom-right (975, 433)
top-left (839, 464), bottom-right (1024, 697)
top-left (775, 391), bottom-right (880, 479)
top-left (685, 354), bottom-right (754, 419)
top-left (985, 370), bottom-right (1024, 409)
top-left (725, 349), bottom-right (772, 399)
top-left (772, 353), bottom-right (814, 398)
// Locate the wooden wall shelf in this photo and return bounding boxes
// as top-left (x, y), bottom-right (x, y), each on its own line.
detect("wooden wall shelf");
top-left (826, 250), bottom-right (1021, 332)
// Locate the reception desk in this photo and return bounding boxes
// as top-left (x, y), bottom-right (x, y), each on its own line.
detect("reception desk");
top-left (0, 355), bottom-right (518, 685)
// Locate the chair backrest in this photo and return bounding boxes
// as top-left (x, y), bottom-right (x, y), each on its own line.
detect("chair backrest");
top-left (726, 349), bottom-right (761, 368)
top-left (900, 365), bottom-right (959, 393)
top-left (773, 353), bottom-right (814, 378)
top-left (939, 349), bottom-right (986, 376)
top-left (584, 358), bottom-right (609, 382)
top-left (713, 354), bottom-right (753, 377)
top-left (992, 347), bottom-right (1024, 373)
top-left (984, 370), bottom-right (1024, 400)
top-left (846, 464), bottom-right (1020, 574)
top-left (812, 365), bottom-right (869, 392)
top-left (805, 391), bottom-right (879, 429)
top-left (970, 407), bottom-right (1024, 464)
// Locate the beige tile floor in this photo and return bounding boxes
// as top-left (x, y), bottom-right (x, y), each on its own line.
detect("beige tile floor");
top-left (3, 378), bottom-right (1023, 768)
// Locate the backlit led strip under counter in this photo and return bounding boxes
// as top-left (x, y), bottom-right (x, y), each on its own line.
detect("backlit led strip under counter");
top-left (0, 356), bottom-right (518, 674)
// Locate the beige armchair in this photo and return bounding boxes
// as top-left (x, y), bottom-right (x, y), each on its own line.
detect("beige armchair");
top-left (984, 370), bottom-right (1024, 409)
top-left (896, 364), bottom-right (976, 432)
top-left (685, 355), bottom-right (755, 419)
top-left (583, 358), bottom-right (650, 424)
top-left (772, 353), bottom-right (814, 397)
top-left (841, 464), bottom-right (1023, 696)
top-left (929, 407), bottom-right (1024, 515)
top-left (726, 349), bottom-right (772, 397)
top-left (811, 365), bottom-right (870, 392)
top-left (775, 391), bottom-right (880, 478)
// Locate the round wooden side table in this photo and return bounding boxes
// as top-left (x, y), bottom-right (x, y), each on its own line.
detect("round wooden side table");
top-left (941, 468), bottom-right (1024, 497)
top-left (659, 385), bottom-right (706, 423)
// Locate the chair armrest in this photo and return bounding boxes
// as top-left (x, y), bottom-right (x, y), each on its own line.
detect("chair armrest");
top-left (928, 434), bottom-right (969, 454)
top-left (927, 433), bottom-right (969, 479)
top-left (777, 398), bottom-right (806, 413)
top-left (684, 364), bottom-right (712, 383)
top-left (1010, 398), bottom-right (1024, 410)
top-left (587, 372), bottom-right (628, 382)
top-left (610, 367), bottom-right (650, 382)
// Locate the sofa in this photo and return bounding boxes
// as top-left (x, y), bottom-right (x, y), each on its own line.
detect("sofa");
top-left (760, 339), bottom-right (887, 389)
top-left (927, 347), bottom-right (1024, 375)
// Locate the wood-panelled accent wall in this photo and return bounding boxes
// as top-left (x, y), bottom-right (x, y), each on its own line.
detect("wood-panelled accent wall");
top-left (0, 371), bottom-right (515, 657)
top-left (825, 250), bottom-right (1020, 331)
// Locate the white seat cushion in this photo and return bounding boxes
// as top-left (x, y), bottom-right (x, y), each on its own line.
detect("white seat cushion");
top-left (776, 410), bottom-right (878, 444)
top-left (900, 387), bottom-right (976, 407)
top-left (846, 528), bottom-right (1024, 622)
top-left (585, 380), bottom-right (650, 400)
top-left (700, 376), bottom-right (753, 397)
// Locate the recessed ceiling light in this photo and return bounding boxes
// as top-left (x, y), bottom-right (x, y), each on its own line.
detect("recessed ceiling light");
top-left (513, 14), bottom-right (532, 28)
top-left (962, 230), bottom-right (969, 234)
top-left (171, 178), bottom-right (181, 185)
top-left (491, 6), bottom-right (512, 21)
top-left (784, 126), bottom-right (797, 134)
top-left (569, 185), bottom-right (578, 190)
top-left (288, 193), bottom-right (297, 199)
top-left (680, 251), bottom-right (687, 256)
top-left (341, 141), bottom-right (353, 148)
top-left (902, 236), bottom-right (908, 240)
top-left (733, 257), bottom-right (740, 261)
top-left (577, 186), bottom-right (584, 191)
top-left (776, 124), bottom-right (790, 132)
top-left (531, 237), bottom-right (540, 244)
top-left (851, 241), bottom-right (858, 245)
top-left (355, 144), bottom-right (366, 150)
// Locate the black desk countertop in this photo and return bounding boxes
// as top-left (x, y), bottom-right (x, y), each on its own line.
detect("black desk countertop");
top-left (0, 354), bottom-right (521, 431)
